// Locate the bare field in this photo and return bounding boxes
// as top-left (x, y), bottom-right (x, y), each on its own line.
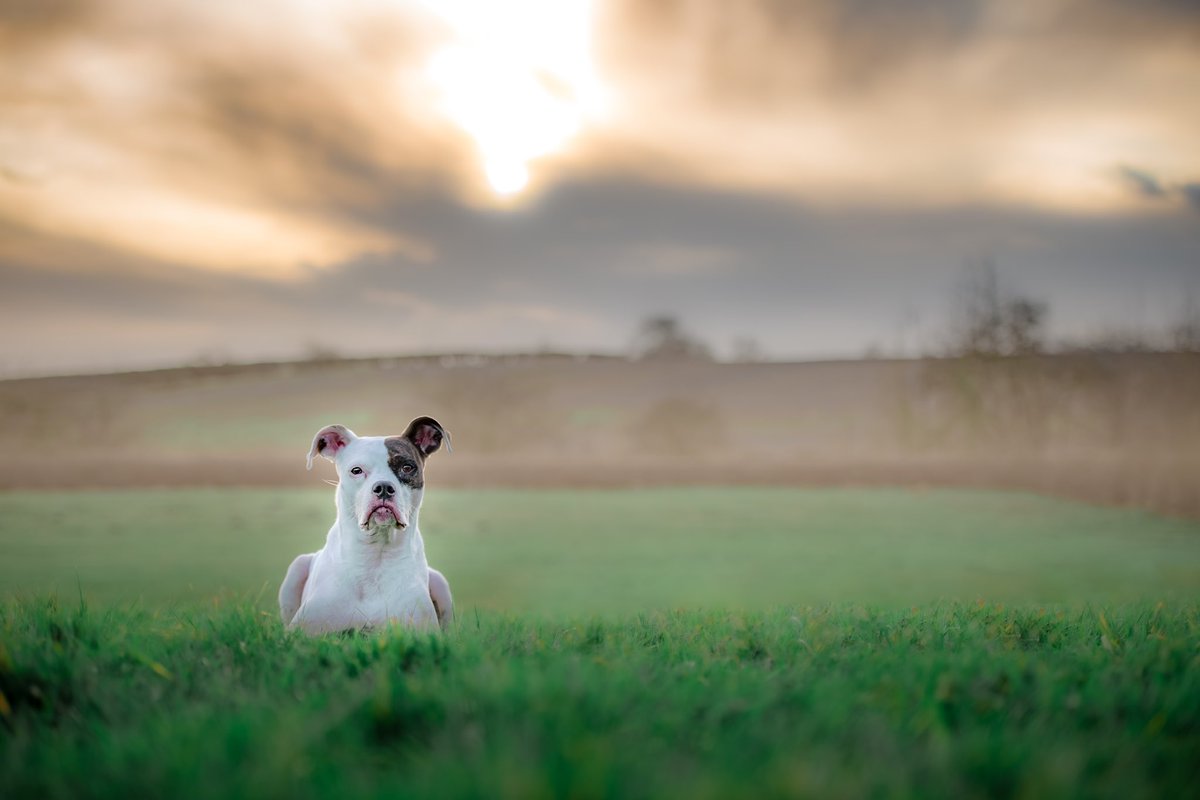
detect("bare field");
top-left (2, 353), bottom-right (1198, 516)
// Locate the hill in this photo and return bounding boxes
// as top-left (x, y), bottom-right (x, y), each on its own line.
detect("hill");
top-left (1, 352), bottom-right (1197, 516)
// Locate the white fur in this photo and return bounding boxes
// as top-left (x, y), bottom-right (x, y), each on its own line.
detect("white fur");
top-left (279, 427), bottom-right (452, 634)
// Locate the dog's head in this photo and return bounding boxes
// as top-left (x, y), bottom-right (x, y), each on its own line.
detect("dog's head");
top-left (307, 417), bottom-right (448, 536)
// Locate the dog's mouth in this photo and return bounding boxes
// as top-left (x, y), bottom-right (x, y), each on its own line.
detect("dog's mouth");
top-left (362, 501), bottom-right (406, 530)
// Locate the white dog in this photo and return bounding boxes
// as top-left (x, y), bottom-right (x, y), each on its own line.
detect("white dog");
top-left (278, 417), bottom-right (453, 634)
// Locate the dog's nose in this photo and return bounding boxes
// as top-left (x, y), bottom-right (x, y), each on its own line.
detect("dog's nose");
top-left (372, 481), bottom-right (396, 499)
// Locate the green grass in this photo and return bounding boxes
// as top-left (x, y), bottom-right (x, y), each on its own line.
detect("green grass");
top-left (2, 488), bottom-right (1199, 611)
top-left (2, 488), bottom-right (1199, 797)
top-left (2, 600), bottom-right (1198, 798)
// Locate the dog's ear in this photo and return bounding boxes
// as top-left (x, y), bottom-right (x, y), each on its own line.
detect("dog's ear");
top-left (307, 424), bottom-right (356, 469)
top-left (403, 416), bottom-right (449, 458)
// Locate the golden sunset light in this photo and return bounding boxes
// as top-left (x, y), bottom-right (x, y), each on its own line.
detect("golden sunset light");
top-left (422, 0), bottom-right (603, 198)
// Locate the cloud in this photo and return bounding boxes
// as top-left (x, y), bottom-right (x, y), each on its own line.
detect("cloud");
top-left (0, 0), bottom-right (95, 50)
top-left (1182, 183), bottom-right (1200, 212)
top-left (4, 175), bottom-right (1198, 376)
top-left (602, 0), bottom-right (1200, 100)
top-left (0, 0), bottom-right (460, 274)
top-left (3, 0), bottom-right (1198, 281)
top-left (602, 0), bottom-right (987, 98)
top-left (586, 0), bottom-right (1200, 210)
top-left (1119, 166), bottom-right (1168, 198)
top-left (618, 245), bottom-right (739, 277)
top-left (0, 0), bottom-right (1198, 376)
top-left (1116, 166), bottom-right (1200, 213)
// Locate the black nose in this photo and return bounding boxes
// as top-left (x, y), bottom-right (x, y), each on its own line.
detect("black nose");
top-left (372, 482), bottom-right (395, 499)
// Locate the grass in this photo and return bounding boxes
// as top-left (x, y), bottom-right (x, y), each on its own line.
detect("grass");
top-left (2, 487), bottom-right (1198, 797)
top-left (2, 599), bottom-right (1198, 798)
top-left (2, 488), bottom-right (1200, 612)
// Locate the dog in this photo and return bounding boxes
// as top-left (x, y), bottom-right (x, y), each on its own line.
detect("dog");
top-left (278, 416), bottom-right (453, 634)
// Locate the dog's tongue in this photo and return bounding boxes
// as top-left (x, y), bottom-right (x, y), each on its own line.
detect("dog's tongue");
top-left (371, 507), bottom-right (395, 522)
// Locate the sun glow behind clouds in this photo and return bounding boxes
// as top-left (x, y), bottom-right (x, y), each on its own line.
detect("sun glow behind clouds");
top-left (422, 0), bottom-right (603, 197)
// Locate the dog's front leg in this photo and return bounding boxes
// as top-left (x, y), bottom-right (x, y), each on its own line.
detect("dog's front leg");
top-left (428, 567), bottom-right (454, 629)
top-left (279, 552), bottom-right (314, 626)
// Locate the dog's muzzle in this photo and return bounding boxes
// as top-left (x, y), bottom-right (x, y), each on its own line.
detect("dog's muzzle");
top-left (363, 501), bottom-right (406, 529)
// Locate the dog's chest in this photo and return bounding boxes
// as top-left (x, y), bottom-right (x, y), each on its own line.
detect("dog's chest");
top-left (296, 550), bottom-right (437, 634)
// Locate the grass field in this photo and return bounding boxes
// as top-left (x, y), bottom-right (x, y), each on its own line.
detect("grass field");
top-left (2, 488), bottom-right (1200, 611)
top-left (2, 600), bottom-right (1198, 798)
top-left (2, 487), bottom-right (1199, 797)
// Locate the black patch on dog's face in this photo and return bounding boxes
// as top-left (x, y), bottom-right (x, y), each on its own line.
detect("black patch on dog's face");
top-left (384, 437), bottom-right (425, 489)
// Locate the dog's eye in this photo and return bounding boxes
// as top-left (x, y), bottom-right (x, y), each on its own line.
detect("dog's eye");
top-left (400, 464), bottom-right (415, 474)
top-left (349, 466), bottom-right (364, 476)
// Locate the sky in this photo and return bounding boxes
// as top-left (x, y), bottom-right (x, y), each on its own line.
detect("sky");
top-left (1, 0), bottom-right (1198, 376)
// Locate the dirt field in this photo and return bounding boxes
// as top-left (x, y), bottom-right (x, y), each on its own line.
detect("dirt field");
top-left (2, 352), bottom-right (1197, 516)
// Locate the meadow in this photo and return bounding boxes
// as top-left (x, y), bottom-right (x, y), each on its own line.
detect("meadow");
top-left (2, 487), bottom-right (1200, 797)
top-left (2, 487), bottom-right (1200, 611)
top-left (4, 599), bottom-right (1198, 799)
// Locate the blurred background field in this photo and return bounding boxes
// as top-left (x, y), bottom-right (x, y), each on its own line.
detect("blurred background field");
top-left (2, 351), bottom-right (1198, 516)
top-left (3, 486), bottom-right (1198, 613)
top-left (3, 344), bottom-right (1197, 612)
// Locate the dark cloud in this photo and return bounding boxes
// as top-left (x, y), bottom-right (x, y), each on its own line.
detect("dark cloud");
top-left (823, 0), bottom-right (988, 88)
top-left (126, 3), bottom-right (460, 214)
top-left (602, 0), bottom-right (989, 105)
top-left (0, 0), bottom-right (94, 49)
top-left (1183, 183), bottom-right (1200, 212)
top-left (1062, 0), bottom-right (1200, 37)
top-left (1120, 166), bottom-right (1168, 198)
top-left (4, 178), bottom-right (1198, 376)
top-left (175, 47), bottom-right (458, 217)
top-left (1117, 167), bottom-right (1200, 213)
top-left (603, 0), bottom-right (1198, 106)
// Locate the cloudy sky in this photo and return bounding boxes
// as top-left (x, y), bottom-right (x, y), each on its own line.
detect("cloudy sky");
top-left (2, 0), bottom-right (1198, 375)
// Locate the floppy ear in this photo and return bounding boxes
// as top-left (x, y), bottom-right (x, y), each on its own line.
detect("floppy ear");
top-left (307, 424), bottom-right (356, 469)
top-left (403, 416), bottom-right (449, 458)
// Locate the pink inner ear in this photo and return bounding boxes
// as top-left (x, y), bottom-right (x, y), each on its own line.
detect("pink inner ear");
top-left (412, 425), bottom-right (440, 452)
top-left (318, 428), bottom-right (349, 456)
